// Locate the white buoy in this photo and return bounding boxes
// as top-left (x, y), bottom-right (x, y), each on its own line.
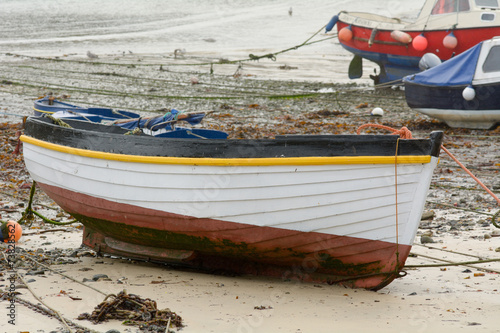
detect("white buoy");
top-left (371, 107), bottom-right (384, 116)
top-left (443, 32), bottom-right (458, 49)
top-left (390, 30), bottom-right (412, 44)
top-left (419, 53), bottom-right (441, 71)
top-left (462, 86), bottom-right (476, 101)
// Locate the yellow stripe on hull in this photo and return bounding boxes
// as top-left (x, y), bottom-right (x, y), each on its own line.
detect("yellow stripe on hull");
top-left (33, 107), bottom-right (54, 115)
top-left (20, 135), bottom-right (432, 166)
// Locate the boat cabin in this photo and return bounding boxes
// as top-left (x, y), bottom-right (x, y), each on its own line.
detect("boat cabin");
top-left (408, 0), bottom-right (500, 30)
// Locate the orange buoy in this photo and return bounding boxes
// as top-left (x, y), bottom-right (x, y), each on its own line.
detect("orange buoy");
top-left (412, 34), bottom-right (428, 51)
top-left (1, 221), bottom-right (22, 243)
top-left (443, 32), bottom-right (458, 49)
top-left (390, 30), bottom-right (412, 44)
top-left (339, 26), bottom-right (353, 42)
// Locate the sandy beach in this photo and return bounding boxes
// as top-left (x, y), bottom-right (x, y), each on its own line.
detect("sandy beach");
top-left (1, 0), bottom-right (500, 332)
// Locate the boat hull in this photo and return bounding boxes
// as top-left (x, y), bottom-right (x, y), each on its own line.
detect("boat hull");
top-left (33, 97), bottom-right (139, 120)
top-left (337, 12), bottom-right (500, 83)
top-left (21, 117), bottom-right (443, 290)
top-left (405, 82), bottom-right (500, 129)
top-left (39, 182), bottom-right (413, 289)
top-left (33, 97), bottom-right (87, 116)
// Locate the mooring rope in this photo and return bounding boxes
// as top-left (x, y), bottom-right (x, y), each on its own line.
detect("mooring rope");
top-left (1, 252), bottom-right (74, 332)
top-left (394, 138), bottom-right (401, 272)
top-left (357, 124), bottom-right (500, 228)
top-left (356, 123), bottom-right (412, 139)
top-left (2, 23), bottom-right (337, 69)
top-left (23, 253), bottom-right (108, 296)
top-left (18, 181), bottom-right (78, 226)
top-left (440, 145), bottom-right (500, 206)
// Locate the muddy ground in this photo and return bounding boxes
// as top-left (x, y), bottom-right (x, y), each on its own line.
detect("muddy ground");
top-left (1, 52), bottom-right (499, 225)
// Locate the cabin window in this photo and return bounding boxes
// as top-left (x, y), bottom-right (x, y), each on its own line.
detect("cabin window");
top-left (482, 46), bottom-right (500, 72)
top-left (431, 0), bottom-right (470, 14)
top-left (475, 0), bottom-right (499, 8)
top-left (481, 12), bottom-right (496, 20)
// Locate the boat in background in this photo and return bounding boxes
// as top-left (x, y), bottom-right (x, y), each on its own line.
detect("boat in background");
top-left (33, 96), bottom-right (87, 116)
top-left (403, 37), bottom-right (500, 130)
top-left (34, 96), bottom-right (224, 138)
top-left (21, 116), bottom-right (443, 290)
top-left (326, 0), bottom-right (500, 83)
top-left (33, 96), bottom-right (140, 121)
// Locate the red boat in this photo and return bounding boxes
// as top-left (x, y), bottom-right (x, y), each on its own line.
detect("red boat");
top-left (326, 0), bottom-right (500, 83)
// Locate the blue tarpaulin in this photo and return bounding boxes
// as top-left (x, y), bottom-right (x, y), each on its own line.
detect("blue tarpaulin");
top-left (116, 109), bottom-right (205, 131)
top-left (403, 41), bottom-right (483, 86)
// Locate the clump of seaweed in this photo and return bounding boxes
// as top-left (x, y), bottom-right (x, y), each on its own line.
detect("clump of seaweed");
top-left (78, 290), bottom-right (183, 330)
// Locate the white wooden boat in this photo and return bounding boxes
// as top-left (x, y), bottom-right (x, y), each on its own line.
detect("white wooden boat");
top-left (20, 116), bottom-right (443, 290)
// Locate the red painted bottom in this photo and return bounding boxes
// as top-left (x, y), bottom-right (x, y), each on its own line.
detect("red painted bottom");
top-left (38, 182), bottom-right (412, 290)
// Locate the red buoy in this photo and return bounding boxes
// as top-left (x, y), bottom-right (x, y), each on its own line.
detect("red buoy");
top-left (339, 26), bottom-right (353, 42)
top-left (412, 34), bottom-right (428, 51)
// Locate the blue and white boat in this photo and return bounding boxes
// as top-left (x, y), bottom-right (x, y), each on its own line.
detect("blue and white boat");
top-left (403, 37), bottom-right (500, 130)
top-left (33, 96), bottom-right (226, 138)
top-left (33, 96), bottom-right (139, 121)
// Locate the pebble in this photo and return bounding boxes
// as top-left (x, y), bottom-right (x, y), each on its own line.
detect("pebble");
top-left (422, 230), bottom-right (434, 237)
top-left (93, 274), bottom-right (110, 281)
top-left (421, 210), bottom-right (435, 221)
top-left (420, 235), bottom-right (435, 244)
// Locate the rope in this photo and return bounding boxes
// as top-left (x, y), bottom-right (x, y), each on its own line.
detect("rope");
top-left (356, 124), bottom-right (500, 228)
top-left (23, 254), bottom-right (108, 296)
top-left (246, 25), bottom-right (334, 62)
top-left (2, 252), bottom-right (74, 332)
top-left (356, 123), bottom-right (413, 139)
top-left (374, 78), bottom-right (404, 89)
top-left (440, 145), bottom-right (500, 206)
top-left (405, 255), bottom-right (500, 272)
top-left (440, 145), bottom-right (500, 228)
top-left (46, 115), bottom-right (72, 128)
top-left (394, 138), bottom-right (400, 271)
top-left (358, 124), bottom-right (410, 273)
top-left (3, 24), bottom-right (337, 69)
top-left (18, 181), bottom-right (78, 226)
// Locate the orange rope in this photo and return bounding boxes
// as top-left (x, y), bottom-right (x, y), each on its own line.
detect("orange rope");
top-left (357, 124), bottom-right (500, 206)
top-left (441, 145), bottom-right (500, 206)
top-left (394, 138), bottom-right (400, 270)
top-left (356, 123), bottom-right (413, 139)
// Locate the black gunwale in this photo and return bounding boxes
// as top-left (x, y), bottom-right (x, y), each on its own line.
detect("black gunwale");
top-left (23, 116), bottom-right (443, 159)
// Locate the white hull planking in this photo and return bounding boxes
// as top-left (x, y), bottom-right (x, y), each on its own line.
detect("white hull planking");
top-left (415, 108), bottom-right (500, 129)
top-left (23, 143), bottom-right (438, 246)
